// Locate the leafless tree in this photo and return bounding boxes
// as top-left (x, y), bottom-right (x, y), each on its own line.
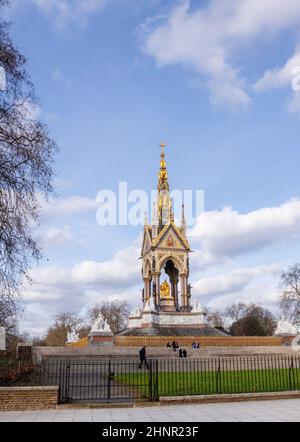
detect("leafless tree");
top-left (88, 300), bottom-right (130, 334)
top-left (279, 264), bottom-right (300, 325)
top-left (0, 0), bottom-right (57, 324)
top-left (224, 302), bottom-right (251, 323)
top-left (230, 304), bottom-right (276, 336)
top-left (205, 308), bottom-right (225, 329)
top-left (44, 313), bottom-right (83, 347)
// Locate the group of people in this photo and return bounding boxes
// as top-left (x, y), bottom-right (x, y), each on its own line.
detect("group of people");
top-left (166, 341), bottom-right (188, 358)
top-left (138, 340), bottom-right (201, 368)
top-left (166, 341), bottom-right (179, 351)
top-left (166, 340), bottom-right (201, 351)
top-left (179, 348), bottom-right (187, 358)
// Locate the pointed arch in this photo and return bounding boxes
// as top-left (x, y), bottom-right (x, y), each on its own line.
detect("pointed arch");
top-left (158, 254), bottom-right (184, 274)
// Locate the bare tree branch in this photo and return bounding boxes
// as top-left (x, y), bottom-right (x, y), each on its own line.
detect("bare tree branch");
top-left (0, 0), bottom-right (58, 326)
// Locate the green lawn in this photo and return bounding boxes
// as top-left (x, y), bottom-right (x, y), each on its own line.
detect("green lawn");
top-left (116, 368), bottom-right (300, 397)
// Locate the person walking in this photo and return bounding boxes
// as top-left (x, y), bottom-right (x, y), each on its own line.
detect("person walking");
top-left (138, 345), bottom-right (149, 369)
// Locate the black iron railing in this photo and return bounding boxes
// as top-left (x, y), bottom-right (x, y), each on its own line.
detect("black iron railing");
top-left (156, 356), bottom-right (300, 397)
top-left (0, 359), bottom-right (157, 403)
top-left (1, 356), bottom-right (300, 402)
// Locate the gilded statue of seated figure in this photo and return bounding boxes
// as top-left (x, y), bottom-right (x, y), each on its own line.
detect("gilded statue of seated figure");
top-left (160, 280), bottom-right (171, 298)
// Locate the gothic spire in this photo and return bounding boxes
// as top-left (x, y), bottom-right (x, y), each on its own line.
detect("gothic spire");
top-left (157, 142), bottom-right (169, 192)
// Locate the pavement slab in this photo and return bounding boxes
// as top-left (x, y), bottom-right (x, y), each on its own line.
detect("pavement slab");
top-left (0, 398), bottom-right (300, 422)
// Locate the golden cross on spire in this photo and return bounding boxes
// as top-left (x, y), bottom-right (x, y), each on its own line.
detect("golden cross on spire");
top-left (159, 142), bottom-right (166, 155)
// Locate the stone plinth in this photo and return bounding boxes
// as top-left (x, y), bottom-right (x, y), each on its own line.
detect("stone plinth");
top-left (88, 314), bottom-right (114, 346)
top-left (127, 299), bottom-right (207, 333)
top-left (128, 310), bottom-right (206, 329)
top-left (89, 332), bottom-right (114, 346)
top-left (160, 297), bottom-right (176, 312)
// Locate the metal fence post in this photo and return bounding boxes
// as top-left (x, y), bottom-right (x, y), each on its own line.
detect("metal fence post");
top-left (154, 359), bottom-right (159, 401)
top-left (58, 361), bottom-right (63, 402)
top-left (289, 356), bottom-right (294, 391)
top-left (148, 359), bottom-right (153, 401)
top-left (216, 359), bottom-right (221, 394)
top-left (59, 361), bottom-right (70, 403)
top-left (65, 362), bottom-right (70, 401)
top-left (107, 360), bottom-right (111, 402)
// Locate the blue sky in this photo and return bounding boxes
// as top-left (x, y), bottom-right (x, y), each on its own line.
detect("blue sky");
top-left (7, 0), bottom-right (300, 335)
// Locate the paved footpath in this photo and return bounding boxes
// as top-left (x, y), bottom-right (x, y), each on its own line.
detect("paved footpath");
top-left (0, 399), bottom-right (300, 422)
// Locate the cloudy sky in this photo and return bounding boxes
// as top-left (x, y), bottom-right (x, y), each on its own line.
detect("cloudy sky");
top-left (7, 0), bottom-right (300, 336)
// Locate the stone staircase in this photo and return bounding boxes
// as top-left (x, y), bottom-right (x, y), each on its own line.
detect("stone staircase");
top-left (33, 345), bottom-right (296, 361)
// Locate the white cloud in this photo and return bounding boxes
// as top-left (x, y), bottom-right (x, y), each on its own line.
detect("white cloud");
top-left (253, 49), bottom-right (300, 114)
top-left (192, 264), bottom-right (280, 298)
top-left (207, 288), bottom-right (280, 314)
top-left (32, 0), bottom-right (107, 28)
top-left (190, 199), bottom-right (300, 265)
top-left (38, 225), bottom-right (73, 247)
top-left (41, 195), bottom-right (98, 217)
top-left (254, 49), bottom-right (300, 92)
top-left (70, 245), bottom-right (140, 287)
top-left (142, 0), bottom-right (300, 108)
top-left (21, 244), bottom-right (139, 303)
top-left (20, 243), bottom-right (140, 335)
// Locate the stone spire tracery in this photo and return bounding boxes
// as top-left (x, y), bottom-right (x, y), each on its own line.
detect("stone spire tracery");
top-left (140, 142), bottom-right (192, 313)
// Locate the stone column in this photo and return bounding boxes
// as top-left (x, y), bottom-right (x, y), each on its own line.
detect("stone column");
top-left (184, 276), bottom-right (189, 310)
top-left (148, 278), bottom-right (152, 300)
top-left (144, 278), bottom-right (148, 301)
top-left (187, 282), bottom-right (191, 310)
top-left (170, 276), bottom-right (178, 311)
top-left (152, 272), bottom-right (160, 309)
top-left (179, 273), bottom-right (186, 310)
top-left (143, 277), bottom-right (151, 302)
top-left (180, 273), bottom-right (188, 310)
top-left (174, 276), bottom-right (179, 311)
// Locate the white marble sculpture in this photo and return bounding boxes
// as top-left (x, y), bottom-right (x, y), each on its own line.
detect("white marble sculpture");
top-left (91, 314), bottom-right (112, 333)
top-left (191, 302), bottom-right (205, 314)
top-left (67, 329), bottom-right (79, 344)
top-left (143, 295), bottom-right (156, 313)
top-left (0, 327), bottom-right (6, 351)
top-left (129, 305), bottom-right (142, 317)
top-left (275, 318), bottom-right (297, 336)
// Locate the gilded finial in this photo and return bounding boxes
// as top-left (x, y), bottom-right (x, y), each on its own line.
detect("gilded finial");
top-left (159, 142), bottom-right (166, 157)
top-left (157, 140), bottom-right (169, 193)
top-left (158, 142), bottom-right (167, 177)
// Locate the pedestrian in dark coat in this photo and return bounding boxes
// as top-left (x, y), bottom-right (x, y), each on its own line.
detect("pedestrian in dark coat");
top-left (139, 346), bottom-right (149, 369)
